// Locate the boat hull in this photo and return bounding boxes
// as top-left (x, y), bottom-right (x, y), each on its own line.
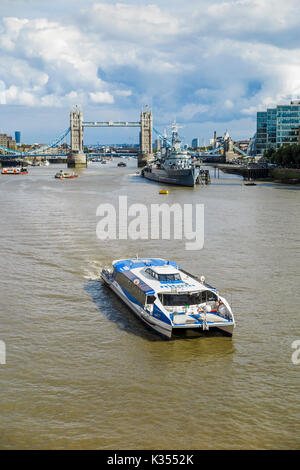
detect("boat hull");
top-left (101, 271), bottom-right (172, 339)
top-left (142, 167), bottom-right (199, 187)
top-left (55, 174), bottom-right (78, 179)
top-left (1, 169), bottom-right (28, 175)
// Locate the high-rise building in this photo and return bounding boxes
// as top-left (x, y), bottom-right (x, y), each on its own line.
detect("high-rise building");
top-left (277, 101), bottom-right (300, 147)
top-left (256, 111), bottom-right (267, 154)
top-left (266, 108), bottom-right (277, 149)
top-left (256, 100), bottom-right (300, 154)
top-left (15, 131), bottom-right (21, 144)
top-left (191, 138), bottom-right (200, 148)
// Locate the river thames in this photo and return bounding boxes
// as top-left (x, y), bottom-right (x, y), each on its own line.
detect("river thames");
top-left (0, 160), bottom-right (299, 449)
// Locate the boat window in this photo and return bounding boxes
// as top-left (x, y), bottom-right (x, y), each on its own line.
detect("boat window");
top-left (114, 271), bottom-right (147, 305)
top-left (158, 273), bottom-right (181, 282)
top-left (146, 295), bottom-right (156, 304)
top-left (207, 291), bottom-right (217, 302)
top-left (158, 290), bottom-right (217, 306)
top-left (145, 268), bottom-right (181, 282)
top-left (145, 268), bottom-right (153, 277)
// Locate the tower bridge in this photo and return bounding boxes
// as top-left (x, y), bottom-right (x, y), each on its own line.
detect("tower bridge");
top-left (68, 105), bottom-right (153, 168)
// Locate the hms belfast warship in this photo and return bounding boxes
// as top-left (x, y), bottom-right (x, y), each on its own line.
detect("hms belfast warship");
top-left (141, 123), bottom-right (200, 187)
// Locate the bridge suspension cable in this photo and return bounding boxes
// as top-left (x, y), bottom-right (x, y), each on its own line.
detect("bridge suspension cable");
top-left (153, 127), bottom-right (172, 147)
top-left (232, 144), bottom-right (247, 156)
top-left (197, 145), bottom-right (224, 156)
top-left (0, 145), bottom-right (23, 156)
top-left (0, 127), bottom-right (71, 157)
top-left (24, 127), bottom-right (71, 155)
top-left (198, 143), bottom-right (247, 158)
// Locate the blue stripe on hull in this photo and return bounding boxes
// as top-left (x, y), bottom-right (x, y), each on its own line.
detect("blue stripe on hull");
top-left (114, 285), bottom-right (172, 339)
top-left (120, 285), bottom-right (171, 326)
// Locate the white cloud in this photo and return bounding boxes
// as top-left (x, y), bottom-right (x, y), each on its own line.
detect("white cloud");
top-left (0, 15), bottom-right (114, 107)
top-left (199, 0), bottom-right (300, 38)
top-left (0, 85), bottom-right (37, 106)
top-left (1, 0), bottom-right (300, 142)
top-left (81, 2), bottom-right (182, 42)
top-left (89, 91), bottom-right (114, 104)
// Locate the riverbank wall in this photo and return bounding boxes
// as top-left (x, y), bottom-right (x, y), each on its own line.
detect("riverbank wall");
top-left (269, 168), bottom-right (300, 184)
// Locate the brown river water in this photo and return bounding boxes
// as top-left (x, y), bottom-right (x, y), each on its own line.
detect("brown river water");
top-left (0, 160), bottom-right (299, 449)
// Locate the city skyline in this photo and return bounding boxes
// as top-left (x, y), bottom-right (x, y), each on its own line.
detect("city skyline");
top-left (1, 0), bottom-right (300, 145)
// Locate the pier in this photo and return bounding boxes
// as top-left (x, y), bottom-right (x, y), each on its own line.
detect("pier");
top-left (204, 162), bottom-right (270, 180)
top-left (195, 168), bottom-right (211, 184)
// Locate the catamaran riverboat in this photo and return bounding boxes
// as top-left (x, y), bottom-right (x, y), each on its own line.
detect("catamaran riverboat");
top-left (101, 258), bottom-right (235, 339)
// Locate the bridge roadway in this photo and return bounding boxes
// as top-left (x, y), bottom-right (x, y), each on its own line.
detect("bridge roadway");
top-left (82, 121), bottom-right (140, 128)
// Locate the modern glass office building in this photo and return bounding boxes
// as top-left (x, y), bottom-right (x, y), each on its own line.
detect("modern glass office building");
top-left (191, 138), bottom-right (200, 148)
top-left (15, 131), bottom-right (21, 144)
top-left (256, 100), bottom-right (300, 154)
top-left (256, 111), bottom-right (267, 154)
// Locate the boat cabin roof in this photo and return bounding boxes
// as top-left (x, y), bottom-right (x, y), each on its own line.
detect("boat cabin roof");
top-left (112, 258), bottom-right (215, 295)
top-left (148, 266), bottom-right (178, 275)
top-left (113, 258), bottom-right (177, 272)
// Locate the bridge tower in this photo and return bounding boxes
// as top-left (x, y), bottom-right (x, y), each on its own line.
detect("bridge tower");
top-left (67, 105), bottom-right (87, 168)
top-left (138, 106), bottom-right (153, 167)
top-left (224, 134), bottom-right (236, 162)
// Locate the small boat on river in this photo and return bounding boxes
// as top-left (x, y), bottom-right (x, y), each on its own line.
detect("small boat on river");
top-left (1, 167), bottom-right (28, 175)
top-left (55, 170), bottom-right (78, 179)
top-left (101, 258), bottom-right (235, 339)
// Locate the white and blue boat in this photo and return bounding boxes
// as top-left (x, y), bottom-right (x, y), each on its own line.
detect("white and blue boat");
top-left (101, 258), bottom-right (235, 339)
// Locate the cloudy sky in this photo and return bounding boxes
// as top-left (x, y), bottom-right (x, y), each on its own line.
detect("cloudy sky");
top-left (0, 0), bottom-right (300, 145)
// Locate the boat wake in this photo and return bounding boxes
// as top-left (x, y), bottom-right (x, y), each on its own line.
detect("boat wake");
top-left (83, 260), bottom-right (110, 280)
